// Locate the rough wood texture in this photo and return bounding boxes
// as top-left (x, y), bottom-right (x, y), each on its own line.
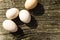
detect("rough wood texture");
top-left (0, 0), bottom-right (60, 40)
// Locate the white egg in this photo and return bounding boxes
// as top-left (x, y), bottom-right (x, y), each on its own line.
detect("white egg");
top-left (2, 20), bottom-right (18, 32)
top-left (6, 8), bottom-right (19, 19)
top-left (19, 10), bottom-right (31, 23)
top-left (25, 0), bottom-right (38, 10)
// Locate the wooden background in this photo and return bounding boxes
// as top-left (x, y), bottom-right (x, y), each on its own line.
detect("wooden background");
top-left (0, 0), bottom-right (60, 40)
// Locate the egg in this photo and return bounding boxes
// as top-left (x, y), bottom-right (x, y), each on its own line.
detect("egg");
top-left (6, 8), bottom-right (19, 19)
top-left (19, 10), bottom-right (31, 23)
top-left (2, 20), bottom-right (18, 32)
top-left (25, 0), bottom-right (38, 10)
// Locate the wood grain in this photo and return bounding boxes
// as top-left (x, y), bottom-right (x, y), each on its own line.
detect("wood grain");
top-left (0, 0), bottom-right (60, 40)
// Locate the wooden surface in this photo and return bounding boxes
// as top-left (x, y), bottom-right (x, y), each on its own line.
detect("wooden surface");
top-left (0, 0), bottom-right (60, 40)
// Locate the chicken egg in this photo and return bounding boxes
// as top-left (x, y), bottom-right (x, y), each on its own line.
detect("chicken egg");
top-left (2, 20), bottom-right (18, 32)
top-left (6, 8), bottom-right (19, 19)
top-left (19, 10), bottom-right (31, 23)
top-left (25, 0), bottom-right (38, 10)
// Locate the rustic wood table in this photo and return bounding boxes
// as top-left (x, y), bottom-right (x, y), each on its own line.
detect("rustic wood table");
top-left (0, 0), bottom-right (60, 40)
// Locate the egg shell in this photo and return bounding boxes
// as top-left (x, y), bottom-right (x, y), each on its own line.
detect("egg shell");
top-left (25, 0), bottom-right (38, 10)
top-left (2, 20), bottom-right (18, 32)
top-left (6, 8), bottom-right (19, 19)
top-left (19, 10), bottom-right (31, 23)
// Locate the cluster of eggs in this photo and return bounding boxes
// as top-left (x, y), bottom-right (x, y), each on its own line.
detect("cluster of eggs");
top-left (2, 0), bottom-right (38, 32)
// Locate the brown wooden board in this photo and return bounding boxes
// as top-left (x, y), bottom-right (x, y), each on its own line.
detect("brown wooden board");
top-left (0, 0), bottom-right (60, 40)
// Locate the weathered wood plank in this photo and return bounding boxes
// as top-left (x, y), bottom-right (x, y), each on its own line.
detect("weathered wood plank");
top-left (0, 0), bottom-right (60, 40)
